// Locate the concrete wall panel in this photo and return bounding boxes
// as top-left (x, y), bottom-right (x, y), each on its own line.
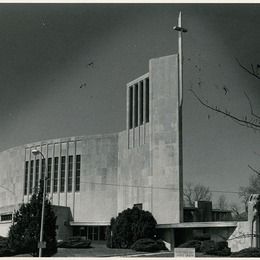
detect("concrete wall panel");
top-left (150, 54), bottom-right (181, 224)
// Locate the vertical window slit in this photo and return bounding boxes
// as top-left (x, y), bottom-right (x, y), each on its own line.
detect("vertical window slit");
top-left (145, 78), bottom-right (149, 123)
top-left (53, 157), bottom-right (59, 193)
top-left (35, 159), bottom-right (39, 192)
top-left (134, 84), bottom-right (138, 127)
top-left (46, 158), bottom-right (52, 193)
top-left (24, 161), bottom-right (29, 195)
top-left (139, 81), bottom-right (144, 125)
top-left (29, 160), bottom-right (34, 194)
top-left (68, 155), bottom-right (73, 192)
top-left (60, 156), bottom-right (66, 192)
top-left (129, 86), bottom-right (133, 129)
top-left (75, 155), bottom-right (81, 192)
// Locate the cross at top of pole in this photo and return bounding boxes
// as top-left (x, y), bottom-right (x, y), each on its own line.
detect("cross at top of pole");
top-left (173, 12), bottom-right (188, 33)
top-left (173, 11), bottom-right (187, 107)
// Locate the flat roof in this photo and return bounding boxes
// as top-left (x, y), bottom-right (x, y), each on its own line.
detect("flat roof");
top-left (157, 221), bottom-right (238, 229)
top-left (70, 221), bottom-right (239, 228)
top-left (70, 221), bottom-right (110, 226)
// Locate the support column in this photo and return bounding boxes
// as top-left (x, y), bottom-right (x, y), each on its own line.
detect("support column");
top-left (27, 150), bottom-right (31, 202)
top-left (57, 142), bottom-right (61, 205)
top-left (65, 142), bottom-right (68, 206)
top-left (50, 144), bottom-right (54, 203)
top-left (32, 148), bottom-right (36, 194)
top-left (138, 81), bottom-right (141, 146)
top-left (38, 145), bottom-right (42, 190)
top-left (127, 86), bottom-right (130, 149)
top-left (72, 141), bottom-right (76, 218)
top-left (133, 85), bottom-right (136, 147)
top-left (143, 79), bottom-right (146, 145)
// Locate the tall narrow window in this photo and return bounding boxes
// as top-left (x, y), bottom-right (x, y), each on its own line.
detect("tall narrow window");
top-left (29, 160), bottom-right (34, 194)
top-left (68, 155), bottom-right (73, 192)
top-left (35, 159), bottom-right (39, 191)
top-left (75, 155), bottom-right (81, 192)
top-left (139, 81), bottom-right (144, 125)
top-left (145, 78), bottom-right (149, 123)
top-left (24, 161), bottom-right (29, 195)
top-left (134, 84), bottom-right (138, 127)
top-left (41, 158), bottom-right (45, 180)
top-left (129, 86), bottom-right (133, 129)
top-left (46, 158), bottom-right (52, 193)
top-left (53, 157), bottom-right (59, 193)
top-left (60, 156), bottom-right (66, 192)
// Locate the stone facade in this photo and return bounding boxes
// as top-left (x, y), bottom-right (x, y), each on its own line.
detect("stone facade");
top-left (0, 54), bottom-right (183, 238)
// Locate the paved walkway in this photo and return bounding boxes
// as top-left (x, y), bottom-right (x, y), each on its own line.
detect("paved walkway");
top-left (54, 241), bottom-right (145, 257)
top-left (15, 242), bottom-right (172, 257)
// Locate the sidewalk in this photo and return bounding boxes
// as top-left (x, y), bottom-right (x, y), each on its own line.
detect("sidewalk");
top-left (15, 242), bottom-right (172, 257)
top-left (14, 242), bottom-right (219, 258)
top-left (54, 241), bottom-right (144, 257)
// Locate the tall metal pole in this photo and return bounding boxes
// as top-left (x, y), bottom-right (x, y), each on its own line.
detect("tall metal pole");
top-left (39, 166), bottom-right (46, 257)
top-left (174, 11), bottom-right (187, 223)
top-left (32, 150), bottom-right (46, 257)
top-left (178, 12), bottom-right (183, 107)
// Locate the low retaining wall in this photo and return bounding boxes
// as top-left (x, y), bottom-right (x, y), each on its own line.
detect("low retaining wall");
top-left (228, 221), bottom-right (251, 252)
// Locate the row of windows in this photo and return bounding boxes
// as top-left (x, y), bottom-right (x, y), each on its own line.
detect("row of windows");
top-left (128, 78), bottom-right (149, 129)
top-left (24, 155), bottom-right (81, 195)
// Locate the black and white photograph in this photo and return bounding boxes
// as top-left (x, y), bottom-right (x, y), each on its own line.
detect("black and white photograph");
top-left (0, 1), bottom-right (260, 257)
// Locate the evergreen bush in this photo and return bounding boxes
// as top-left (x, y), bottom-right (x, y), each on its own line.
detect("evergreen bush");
top-left (106, 207), bottom-right (157, 248)
top-left (200, 240), bottom-right (215, 253)
top-left (231, 247), bottom-right (260, 257)
top-left (131, 238), bottom-right (167, 252)
top-left (178, 239), bottom-right (231, 256)
top-left (58, 237), bottom-right (91, 248)
top-left (8, 183), bottom-right (57, 256)
top-left (178, 240), bottom-right (202, 252)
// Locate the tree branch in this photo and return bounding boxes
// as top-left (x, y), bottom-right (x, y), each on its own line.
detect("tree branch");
top-left (248, 164), bottom-right (260, 176)
top-left (190, 88), bottom-right (260, 129)
top-left (231, 117), bottom-right (260, 132)
top-left (244, 91), bottom-right (260, 120)
top-left (236, 58), bottom-right (260, 80)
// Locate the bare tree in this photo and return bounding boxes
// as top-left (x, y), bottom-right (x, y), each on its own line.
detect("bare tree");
top-left (229, 202), bottom-right (248, 220)
top-left (190, 59), bottom-right (260, 208)
top-left (190, 60), bottom-right (260, 131)
top-left (239, 174), bottom-right (260, 211)
top-left (184, 182), bottom-right (212, 207)
top-left (215, 194), bottom-right (229, 210)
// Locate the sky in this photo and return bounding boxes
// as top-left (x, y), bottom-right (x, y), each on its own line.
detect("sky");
top-left (1, 3), bottom-right (260, 209)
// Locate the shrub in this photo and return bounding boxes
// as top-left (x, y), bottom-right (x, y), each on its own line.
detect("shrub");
top-left (179, 239), bottom-right (231, 256)
top-left (178, 240), bottom-right (202, 252)
top-left (58, 238), bottom-right (91, 248)
top-left (206, 247), bottom-right (231, 256)
top-left (215, 241), bottom-right (228, 250)
top-left (0, 236), bottom-right (16, 257)
top-left (231, 247), bottom-right (260, 257)
top-left (156, 239), bottom-right (168, 250)
top-left (200, 240), bottom-right (215, 253)
top-left (107, 207), bottom-right (157, 248)
top-left (0, 248), bottom-right (16, 257)
top-left (193, 233), bottom-right (210, 241)
top-left (131, 238), bottom-right (167, 252)
top-left (211, 247), bottom-right (231, 256)
top-left (200, 240), bottom-right (231, 256)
